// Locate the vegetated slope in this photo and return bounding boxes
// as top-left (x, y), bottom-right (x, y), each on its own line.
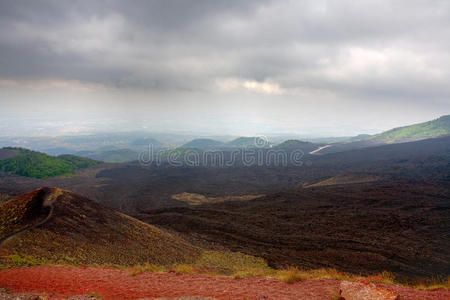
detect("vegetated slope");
top-left (0, 148), bottom-right (100, 178)
top-left (313, 135), bottom-right (450, 166)
top-left (314, 130), bottom-right (450, 156)
top-left (372, 115), bottom-right (450, 139)
top-left (0, 188), bottom-right (200, 267)
top-left (276, 139), bottom-right (311, 148)
top-left (275, 139), bottom-right (320, 153)
top-left (182, 138), bottom-right (224, 149)
top-left (140, 180), bottom-right (450, 280)
top-left (349, 134), bottom-right (372, 141)
top-left (312, 115), bottom-right (450, 155)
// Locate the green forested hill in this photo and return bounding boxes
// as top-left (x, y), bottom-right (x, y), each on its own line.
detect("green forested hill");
top-left (275, 139), bottom-right (311, 148)
top-left (0, 147), bottom-right (100, 178)
top-left (227, 137), bottom-right (257, 147)
top-left (372, 115), bottom-right (450, 139)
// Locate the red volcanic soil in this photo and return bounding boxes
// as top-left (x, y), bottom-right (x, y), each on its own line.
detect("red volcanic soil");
top-left (0, 266), bottom-right (449, 300)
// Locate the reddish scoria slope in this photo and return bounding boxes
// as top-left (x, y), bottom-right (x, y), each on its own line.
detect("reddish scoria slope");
top-left (0, 266), bottom-right (449, 300)
top-left (0, 187), bottom-right (200, 267)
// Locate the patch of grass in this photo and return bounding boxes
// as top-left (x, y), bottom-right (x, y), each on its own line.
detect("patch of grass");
top-left (366, 271), bottom-right (396, 285)
top-left (193, 250), bottom-right (273, 276)
top-left (7, 254), bottom-right (42, 266)
top-left (64, 256), bottom-right (76, 263)
top-left (276, 267), bottom-right (308, 284)
top-left (233, 269), bottom-right (267, 279)
top-left (270, 267), bottom-right (359, 284)
top-left (171, 192), bottom-right (263, 206)
top-left (130, 263), bottom-right (167, 276)
top-left (174, 264), bottom-right (197, 274)
top-left (410, 276), bottom-right (450, 291)
top-left (306, 268), bottom-right (357, 281)
top-left (4, 245), bottom-right (448, 292)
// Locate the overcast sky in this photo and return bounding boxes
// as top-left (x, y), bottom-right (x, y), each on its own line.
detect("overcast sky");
top-left (0, 0), bottom-right (449, 136)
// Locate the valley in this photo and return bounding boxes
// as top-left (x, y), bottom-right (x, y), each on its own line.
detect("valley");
top-left (0, 118), bottom-right (449, 299)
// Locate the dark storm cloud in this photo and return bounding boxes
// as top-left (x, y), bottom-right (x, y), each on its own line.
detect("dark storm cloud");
top-left (0, 0), bottom-right (450, 102)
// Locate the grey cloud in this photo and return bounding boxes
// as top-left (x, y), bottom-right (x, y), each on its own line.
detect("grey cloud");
top-left (0, 0), bottom-right (449, 103)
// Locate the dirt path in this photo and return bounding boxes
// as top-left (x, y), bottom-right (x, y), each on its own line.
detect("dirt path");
top-left (0, 204), bottom-right (54, 245)
top-left (309, 145), bottom-right (331, 155)
top-left (0, 266), bottom-right (448, 300)
top-left (0, 190), bottom-right (60, 246)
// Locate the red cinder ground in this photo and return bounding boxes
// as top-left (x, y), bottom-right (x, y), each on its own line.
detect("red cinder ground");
top-left (0, 266), bottom-right (449, 300)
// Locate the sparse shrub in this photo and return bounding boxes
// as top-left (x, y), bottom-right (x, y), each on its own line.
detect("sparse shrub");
top-left (233, 271), bottom-right (255, 279)
top-left (309, 268), bottom-right (355, 281)
top-left (64, 256), bottom-right (75, 263)
top-left (144, 264), bottom-right (166, 273)
top-left (380, 271), bottom-right (396, 284)
top-left (411, 276), bottom-right (450, 290)
top-left (366, 271), bottom-right (396, 285)
top-left (175, 264), bottom-right (197, 274)
top-left (277, 267), bottom-right (308, 284)
top-left (232, 268), bottom-right (268, 279)
top-left (131, 265), bottom-right (146, 276)
top-left (131, 263), bottom-right (166, 276)
top-left (7, 254), bottom-right (41, 266)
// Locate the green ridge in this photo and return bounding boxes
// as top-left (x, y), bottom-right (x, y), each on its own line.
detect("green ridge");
top-left (0, 147), bottom-right (100, 178)
top-left (371, 115), bottom-right (450, 139)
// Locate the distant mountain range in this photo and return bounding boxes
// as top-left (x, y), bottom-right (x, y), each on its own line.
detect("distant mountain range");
top-left (275, 139), bottom-right (313, 148)
top-left (76, 148), bottom-right (139, 163)
top-left (178, 115), bottom-right (450, 152)
top-left (181, 136), bottom-right (274, 149)
top-left (1, 115), bottom-right (449, 173)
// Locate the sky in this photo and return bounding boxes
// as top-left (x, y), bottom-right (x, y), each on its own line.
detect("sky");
top-left (0, 0), bottom-right (449, 136)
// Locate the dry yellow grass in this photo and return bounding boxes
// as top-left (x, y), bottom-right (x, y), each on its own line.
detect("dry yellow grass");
top-left (5, 250), bottom-right (448, 291)
top-left (174, 264), bottom-right (197, 274)
top-left (276, 267), bottom-right (308, 283)
top-left (307, 173), bottom-right (380, 187)
top-left (410, 276), bottom-right (450, 290)
top-left (130, 263), bottom-right (166, 276)
top-left (171, 192), bottom-right (263, 206)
